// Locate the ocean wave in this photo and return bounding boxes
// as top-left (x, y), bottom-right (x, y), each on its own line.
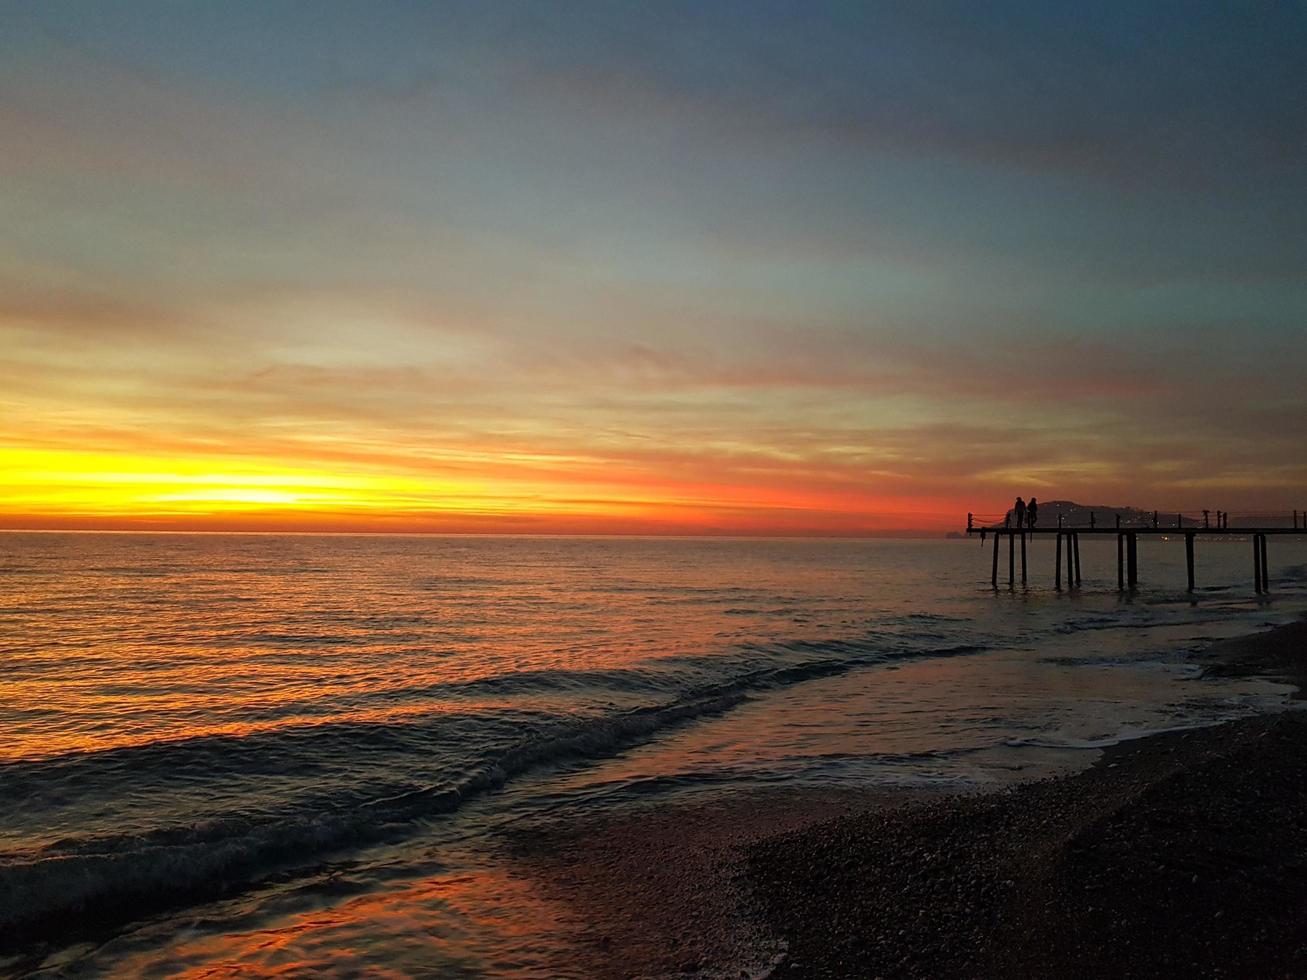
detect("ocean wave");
top-left (0, 638), bottom-right (987, 945)
top-left (0, 690), bottom-right (748, 946)
top-left (1003, 723), bottom-right (1215, 751)
top-left (1051, 609), bottom-right (1242, 635)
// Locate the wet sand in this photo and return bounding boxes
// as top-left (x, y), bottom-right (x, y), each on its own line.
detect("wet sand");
top-left (505, 788), bottom-right (914, 978)
top-left (508, 619), bottom-right (1307, 978)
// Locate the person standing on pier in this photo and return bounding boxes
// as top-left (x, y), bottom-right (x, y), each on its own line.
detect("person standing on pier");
top-left (1027, 498), bottom-right (1038, 528)
top-left (1014, 497), bottom-right (1026, 530)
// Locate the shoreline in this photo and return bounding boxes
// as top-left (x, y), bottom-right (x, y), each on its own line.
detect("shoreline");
top-left (507, 618), bottom-right (1307, 978)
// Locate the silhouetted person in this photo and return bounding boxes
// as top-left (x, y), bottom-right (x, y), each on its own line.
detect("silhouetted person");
top-left (1027, 497), bottom-right (1038, 528)
top-left (1014, 496), bottom-right (1026, 530)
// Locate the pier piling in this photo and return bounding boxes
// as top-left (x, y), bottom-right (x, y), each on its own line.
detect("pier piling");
top-left (1253, 535), bottom-right (1263, 593)
top-left (1185, 532), bottom-right (1195, 592)
top-left (967, 510), bottom-right (1303, 594)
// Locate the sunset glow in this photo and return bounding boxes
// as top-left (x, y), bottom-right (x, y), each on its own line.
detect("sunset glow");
top-left (3, 3), bottom-right (1305, 533)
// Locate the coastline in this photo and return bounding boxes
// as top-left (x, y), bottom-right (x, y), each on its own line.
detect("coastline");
top-left (507, 618), bottom-right (1307, 978)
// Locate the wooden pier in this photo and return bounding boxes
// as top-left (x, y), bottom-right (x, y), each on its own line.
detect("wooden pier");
top-left (966, 510), bottom-right (1307, 593)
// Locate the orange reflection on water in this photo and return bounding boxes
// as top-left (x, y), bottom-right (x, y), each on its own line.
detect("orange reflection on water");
top-left (0, 697), bottom-right (530, 763)
top-left (104, 861), bottom-right (576, 978)
top-left (6, 533), bottom-right (869, 763)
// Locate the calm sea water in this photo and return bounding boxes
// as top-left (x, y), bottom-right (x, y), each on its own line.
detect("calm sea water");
top-left (3, 532), bottom-right (1306, 976)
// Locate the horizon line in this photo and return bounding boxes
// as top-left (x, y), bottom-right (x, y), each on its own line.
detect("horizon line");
top-left (0, 526), bottom-right (953, 540)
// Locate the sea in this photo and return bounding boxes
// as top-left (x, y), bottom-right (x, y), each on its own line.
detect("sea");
top-left (3, 531), bottom-right (1306, 977)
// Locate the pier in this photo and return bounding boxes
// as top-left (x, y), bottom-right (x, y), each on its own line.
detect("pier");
top-left (966, 509), bottom-right (1307, 593)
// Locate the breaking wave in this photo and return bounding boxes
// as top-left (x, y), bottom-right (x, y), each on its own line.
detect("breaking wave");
top-left (0, 640), bottom-right (985, 943)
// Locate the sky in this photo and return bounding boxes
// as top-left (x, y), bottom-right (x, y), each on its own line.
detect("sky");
top-left (2, 1), bottom-right (1305, 534)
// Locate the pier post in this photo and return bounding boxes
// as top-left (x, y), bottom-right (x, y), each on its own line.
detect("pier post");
top-left (1020, 530), bottom-right (1027, 587)
top-left (1127, 533), bottom-right (1138, 589)
top-left (991, 530), bottom-right (999, 588)
top-left (1253, 535), bottom-right (1263, 593)
top-left (1055, 532), bottom-right (1063, 591)
top-left (1008, 530), bottom-right (1015, 589)
top-left (1261, 534), bottom-right (1270, 592)
top-left (1066, 530), bottom-right (1075, 589)
top-left (1153, 510), bottom-right (1159, 529)
top-left (1073, 533), bottom-right (1082, 586)
top-left (1116, 533), bottom-right (1124, 590)
top-left (1185, 532), bottom-right (1195, 592)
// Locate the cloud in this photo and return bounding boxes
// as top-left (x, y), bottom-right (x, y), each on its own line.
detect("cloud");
top-left (402, 3), bottom-right (1296, 198)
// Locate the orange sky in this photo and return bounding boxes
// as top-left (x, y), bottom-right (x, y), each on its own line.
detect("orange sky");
top-left (0, 444), bottom-right (969, 535)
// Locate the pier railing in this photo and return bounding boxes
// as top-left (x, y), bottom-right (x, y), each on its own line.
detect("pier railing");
top-left (967, 509), bottom-right (1307, 532)
top-left (964, 508), bottom-right (1307, 594)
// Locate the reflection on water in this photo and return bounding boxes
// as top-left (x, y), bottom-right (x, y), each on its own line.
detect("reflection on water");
top-left (93, 860), bottom-right (573, 979)
top-left (2, 532), bottom-right (1305, 975)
